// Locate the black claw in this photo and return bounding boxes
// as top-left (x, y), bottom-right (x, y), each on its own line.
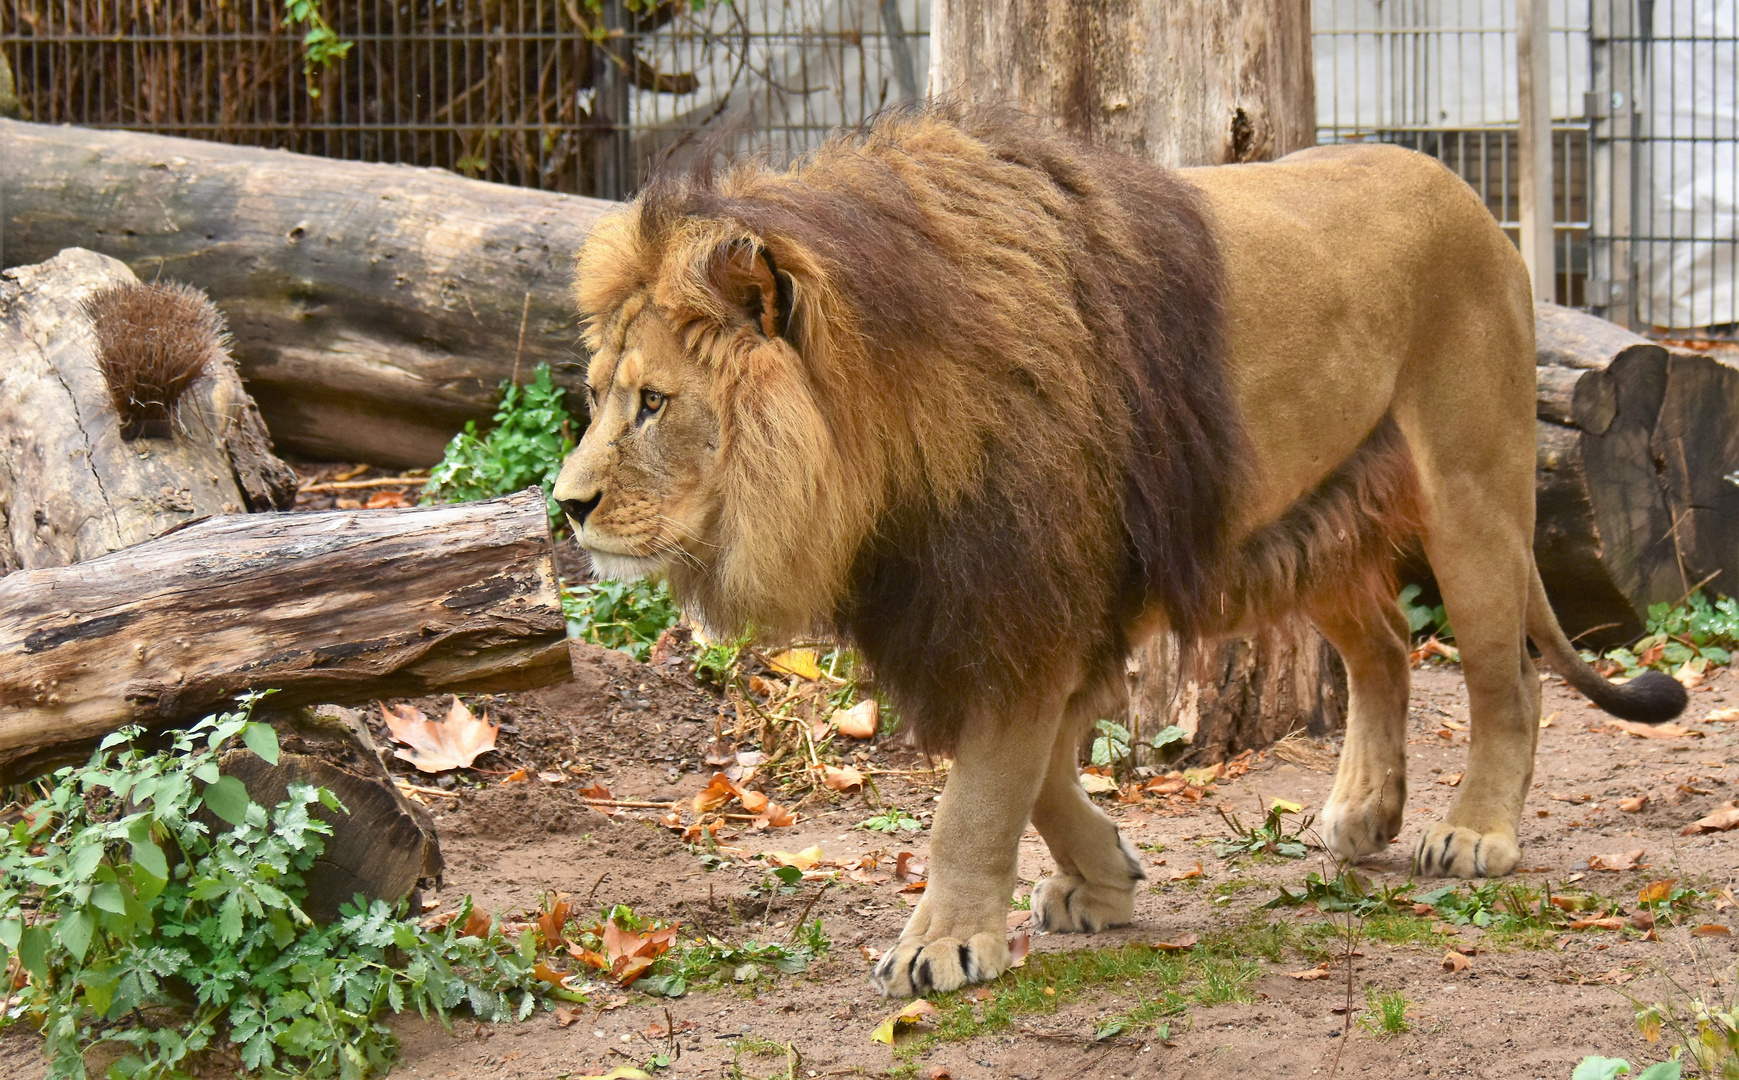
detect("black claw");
top-left (957, 943), bottom-right (975, 982)
top-left (914, 957), bottom-right (933, 994)
top-left (1472, 838), bottom-right (1485, 877)
top-left (1438, 833), bottom-right (1455, 872)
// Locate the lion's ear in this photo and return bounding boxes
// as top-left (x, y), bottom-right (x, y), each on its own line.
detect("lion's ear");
top-left (714, 240), bottom-right (795, 342)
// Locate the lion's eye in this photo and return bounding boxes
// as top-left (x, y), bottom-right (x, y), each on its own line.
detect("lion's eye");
top-left (639, 388), bottom-right (666, 418)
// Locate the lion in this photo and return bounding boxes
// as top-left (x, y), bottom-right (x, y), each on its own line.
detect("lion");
top-left (552, 103), bottom-right (1687, 998)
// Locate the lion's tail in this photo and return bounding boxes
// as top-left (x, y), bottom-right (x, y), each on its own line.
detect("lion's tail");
top-left (1526, 565), bottom-right (1688, 723)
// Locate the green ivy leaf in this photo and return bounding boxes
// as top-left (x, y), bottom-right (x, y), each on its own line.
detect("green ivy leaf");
top-left (57, 908), bottom-right (94, 963)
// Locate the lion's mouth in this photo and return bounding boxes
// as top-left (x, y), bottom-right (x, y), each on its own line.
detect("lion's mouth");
top-left (583, 548), bottom-right (663, 582)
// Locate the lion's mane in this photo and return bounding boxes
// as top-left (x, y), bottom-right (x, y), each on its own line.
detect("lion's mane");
top-left (577, 104), bottom-right (1250, 750)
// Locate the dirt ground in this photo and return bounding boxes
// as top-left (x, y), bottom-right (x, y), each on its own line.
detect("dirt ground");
top-left (12, 632), bottom-right (1735, 1080)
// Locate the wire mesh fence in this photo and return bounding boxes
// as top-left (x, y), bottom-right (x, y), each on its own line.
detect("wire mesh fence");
top-left (1314, 0), bottom-right (1736, 340)
top-left (0, 0), bottom-right (928, 201)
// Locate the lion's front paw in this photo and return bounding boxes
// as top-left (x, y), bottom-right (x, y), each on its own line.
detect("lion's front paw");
top-left (1413, 822), bottom-right (1520, 878)
top-left (870, 931), bottom-right (1009, 997)
top-left (1029, 871), bottom-right (1137, 934)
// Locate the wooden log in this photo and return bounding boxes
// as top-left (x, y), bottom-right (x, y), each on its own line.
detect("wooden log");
top-left (218, 705), bottom-right (444, 925)
top-left (1, 248), bottom-right (296, 573)
top-left (1, 120), bottom-right (615, 467)
top-left (0, 489), bottom-right (571, 783)
top-left (1531, 303), bottom-right (1739, 647)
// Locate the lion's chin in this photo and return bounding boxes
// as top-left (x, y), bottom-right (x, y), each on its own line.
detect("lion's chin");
top-left (583, 549), bottom-right (664, 582)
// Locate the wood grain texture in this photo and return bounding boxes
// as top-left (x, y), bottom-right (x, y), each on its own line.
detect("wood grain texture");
top-left (1, 120), bottom-right (616, 466)
top-left (930, 0), bottom-right (1315, 167)
top-left (0, 489), bottom-right (570, 780)
top-left (0, 247), bottom-right (295, 574)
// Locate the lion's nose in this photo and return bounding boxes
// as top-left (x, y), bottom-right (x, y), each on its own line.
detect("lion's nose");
top-left (557, 491), bottom-right (602, 527)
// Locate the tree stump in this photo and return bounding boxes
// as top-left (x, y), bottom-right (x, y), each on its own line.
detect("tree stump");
top-left (933, 0), bottom-right (1340, 763)
top-left (0, 248), bottom-right (295, 574)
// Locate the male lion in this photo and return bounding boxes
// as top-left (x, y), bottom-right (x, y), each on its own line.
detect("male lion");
top-left (552, 104), bottom-right (1685, 997)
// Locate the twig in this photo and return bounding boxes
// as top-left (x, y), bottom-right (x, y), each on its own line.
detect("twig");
top-left (582, 797), bottom-right (677, 809)
top-left (587, 871), bottom-right (611, 902)
top-left (511, 290), bottom-right (532, 386)
top-left (394, 781), bottom-right (463, 799)
top-left (297, 475), bottom-right (428, 493)
top-left (787, 882), bottom-right (831, 942)
top-left (663, 1005), bottom-right (679, 1064)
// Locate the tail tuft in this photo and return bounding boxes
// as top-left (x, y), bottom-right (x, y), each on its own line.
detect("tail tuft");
top-left (1598, 669), bottom-right (1689, 723)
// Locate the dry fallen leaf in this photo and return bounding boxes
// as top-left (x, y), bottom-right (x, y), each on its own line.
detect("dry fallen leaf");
top-left (1007, 929), bottom-right (1031, 968)
top-left (553, 1006), bottom-right (583, 1028)
top-left (1692, 924), bottom-right (1733, 937)
top-left (1168, 862), bottom-right (1204, 882)
top-left (1608, 720), bottom-right (1702, 740)
top-left (571, 920), bottom-right (681, 987)
top-left (766, 845), bottom-right (826, 871)
top-left (1441, 951), bottom-right (1471, 972)
top-left (1540, 711), bottom-right (1559, 728)
top-left (924, 1066), bottom-right (954, 1080)
top-left (894, 852), bottom-right (928, 884)
top-left (871, 999), bottom-right (936, 1045)
top-left (834, 698), bottom-right (880, 739)
top-left (694, 773), bottom-right (743, 814)
top-left (1639, 878), bottom-right (1678, 905)
top-left (382, 697), bottom-right (499, 773)
top-left (1151, 932), bottom-right (1199, 952)
top-left (1619, 795), bottom-right (1651, 813)
top-left (364, 489), bottom-right (412, 509)
top-left (1436, 772), bottom-right (1464, 787)
top-left (1079, 772), bottom-right (1119, 795)
top-left (537, 894), bottom-right (572, 950)
top-left (1550, 792), bottom-right (1593, 804)
top-left (1569, 917), bottom-right (1626, 931)
top-left (1680, 802), bottom-right (1739, 835)
top-left (766, 648), bottom-right (822, 680)
top-left (1706, 708), bottom-right (1739, 722)
top-left (819, 764), bottom-right (866, 792)
top-left (1289, 963), bottom-right (1333, 980)
top-left (1587, 849), bottom-right (1646, 872)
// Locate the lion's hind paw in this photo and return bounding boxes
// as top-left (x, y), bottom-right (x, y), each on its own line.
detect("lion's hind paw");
top-left (1413, 823), bottom-right (1520, 878)
top-left (1030, 871), bottom-right (1138, 934)
top-left (869, 931), bottom-right (1009, 998)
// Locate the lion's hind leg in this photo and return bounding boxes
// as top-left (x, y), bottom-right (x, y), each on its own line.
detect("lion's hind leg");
top-left (1311, 591), bottom-right (1413, 863)
top-left (1029, 678), bottom-right (1147, 935)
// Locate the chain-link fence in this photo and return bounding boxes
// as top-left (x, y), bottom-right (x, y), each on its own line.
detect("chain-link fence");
top-left (0, 0), bottom-right (927, 201)
top-left (1315, 0), bottom-right (1735, 340)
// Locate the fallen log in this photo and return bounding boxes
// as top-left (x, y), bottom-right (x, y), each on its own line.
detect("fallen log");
top-left (0, 489), bottom-right (571, 783)
top-left (1, 119), bottom-right (615, 467)
top-left (1531, 303), bottom-right (1739, 647)
top-left (1, 248), bottom-right (296, 574)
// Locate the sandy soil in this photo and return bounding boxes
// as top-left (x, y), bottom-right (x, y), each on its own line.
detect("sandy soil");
top-left (7, 640), bottom-right (1737, 1080)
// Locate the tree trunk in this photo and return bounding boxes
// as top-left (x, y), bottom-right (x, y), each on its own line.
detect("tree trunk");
top-left (932, 0), bottom-right (1336, 763)
top-left (1, 248), bottom-right (296, 575)
top-left (0, 489), bottom-right (570, 783)
top-left (1, 119), bottom-right (616, 468)
top-left (1531, 303), bottom-right (1739, 649)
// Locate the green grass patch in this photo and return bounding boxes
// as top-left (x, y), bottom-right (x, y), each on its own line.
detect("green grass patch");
top-left (1358, 987), bottom-right (1414, 1037)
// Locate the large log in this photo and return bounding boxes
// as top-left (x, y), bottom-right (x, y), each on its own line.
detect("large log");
top-left (1532, 303), bottom-right (1739, 647)
top-left (0, 120), bottom-right (615, 467)
top-left (1, 248), bottom-right (296, 574)
top-left (0, 489), bottom-right (571, 783)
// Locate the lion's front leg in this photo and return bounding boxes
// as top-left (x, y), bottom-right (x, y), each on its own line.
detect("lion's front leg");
top-left (870, 703), bottom-right (1062, 998)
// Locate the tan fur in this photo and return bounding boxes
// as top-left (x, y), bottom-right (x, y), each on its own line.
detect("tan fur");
top-left (554, 107), bottom-right (1683, 997)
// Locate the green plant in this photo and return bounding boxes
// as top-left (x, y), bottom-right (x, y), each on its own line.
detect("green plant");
top-left (1587, 591), bottom-right (1739, 677)
top-left (857, 808), bottom-right (923, 834)
top-left (1398, 582), bottom-right (1452, 640)
top-left (1090, 720), bottom-right (1186, 772)
top-left (1212, 800), bottom-right (1312, 859)
top-left (1414, 880), bottom-right (1561, 933)
top-left (1634, 977), bottom-right (1739, 1080)
top-left (1572, 1058), bottom-right (1683, 1080)
top-left (562, 577), bottom-right (681, 661)
top-left (694, 631), bottom-right (753, 687)
top-left (639, 919), bottom-right (830, 997)
top-left (0, 702), bottom-right (545, 1080)
top-left (1358, 987), bottom-right (1413, 1037)
top-left (1263, 870), bottom-right (1414, 917)
top-left (423, 363), bottom-right (580, 531)
top-left (280, 0), bottom-right (353, 97)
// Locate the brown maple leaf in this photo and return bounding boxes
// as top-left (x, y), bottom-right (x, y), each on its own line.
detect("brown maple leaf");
top-left (382, 696), bottom-right (499, 773)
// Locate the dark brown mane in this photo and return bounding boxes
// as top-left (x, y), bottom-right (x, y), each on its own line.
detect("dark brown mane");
top-left (633, 103), bottom-right (1242, 750)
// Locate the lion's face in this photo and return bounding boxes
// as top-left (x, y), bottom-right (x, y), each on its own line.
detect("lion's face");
top-left (553, 297), bottom-right (722, 583)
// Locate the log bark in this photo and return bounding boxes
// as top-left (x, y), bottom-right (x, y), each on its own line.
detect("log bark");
top-left (933, 0), bottom-right (1336, 762)
top-left (0, 119), bottom-right (615, 467)
top-left (0, 489), bottom-right (571, 783)
top-left (1531, 303), bottom-right (1739, 648)
top-left (0, 248), bottom-right (296, 574)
